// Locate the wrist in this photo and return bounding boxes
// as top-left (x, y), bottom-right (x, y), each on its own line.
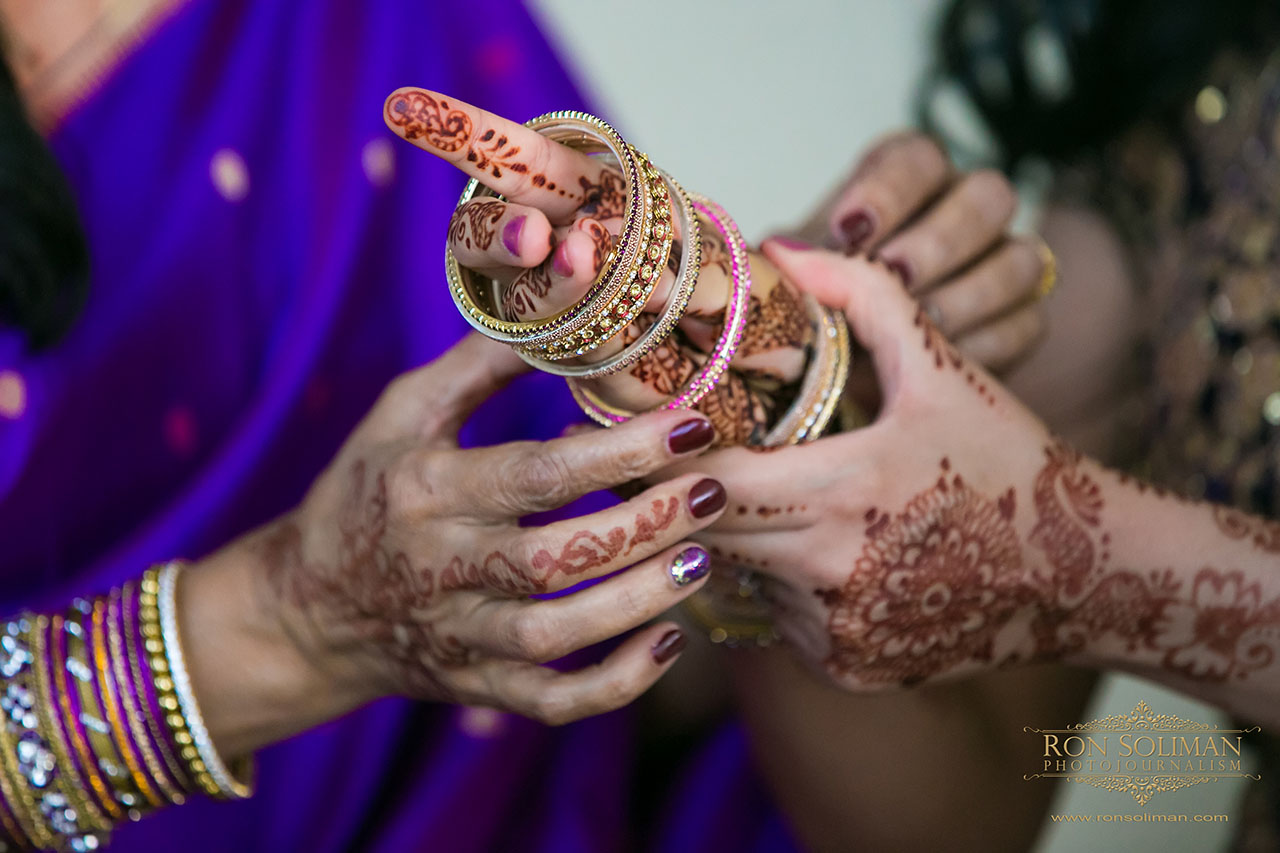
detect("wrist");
top-left (179, 519), bottom-right (379, 758)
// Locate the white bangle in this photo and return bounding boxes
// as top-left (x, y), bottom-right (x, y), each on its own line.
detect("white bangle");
top-left (157, 561), bottom-right (253, 799)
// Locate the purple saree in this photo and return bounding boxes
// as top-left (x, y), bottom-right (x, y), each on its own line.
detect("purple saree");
top-left (0, 0), bottom-right (797, 849)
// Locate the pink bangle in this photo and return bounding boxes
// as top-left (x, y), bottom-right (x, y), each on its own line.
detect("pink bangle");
top-left (569, 193), bottom-right (752, 424)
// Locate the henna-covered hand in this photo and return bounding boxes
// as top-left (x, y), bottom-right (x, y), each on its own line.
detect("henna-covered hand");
top-left (652, 243), bottom-right (1280, 728)
top-left (235, 333), bottom-right (728, 726)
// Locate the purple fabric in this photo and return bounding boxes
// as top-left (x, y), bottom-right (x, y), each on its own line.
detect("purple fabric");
top-left (0, 0), bottom-right (800, 849)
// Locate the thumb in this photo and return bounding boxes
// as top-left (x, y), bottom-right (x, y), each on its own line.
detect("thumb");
top-left (762, 239), bottom-right (954, 412)
top-left (365, 332), bottom-right (530, 443)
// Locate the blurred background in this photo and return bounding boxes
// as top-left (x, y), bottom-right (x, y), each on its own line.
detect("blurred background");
top-left (529, 1), bottom-right (1252, 851)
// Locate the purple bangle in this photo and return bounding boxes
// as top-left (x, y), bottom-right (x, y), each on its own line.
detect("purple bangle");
top-left (117, 585), bottom-right (186, 801)
top-left (569, 193), bottom-right (753, 423)
top-left (127, 585), bottom-right (193, 794)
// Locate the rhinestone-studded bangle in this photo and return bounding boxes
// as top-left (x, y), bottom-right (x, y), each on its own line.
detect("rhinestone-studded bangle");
top-left (763, 301), bottom-right (852, 446)
top-left (155, 562), bottom-right (253, 800)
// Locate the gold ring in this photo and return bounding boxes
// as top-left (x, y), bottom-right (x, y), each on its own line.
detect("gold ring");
top-left (1035, 239), bottom-right (1057, 300)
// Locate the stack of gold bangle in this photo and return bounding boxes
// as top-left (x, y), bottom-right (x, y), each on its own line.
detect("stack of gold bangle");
top-left (0, 563), bottom-right (254, 851)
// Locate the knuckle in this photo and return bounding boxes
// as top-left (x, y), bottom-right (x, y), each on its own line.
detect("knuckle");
top-left (1011, 238), bottom-right (1046, 287)
top-left (529, 692), bottom-right (575, 727)
top-left (503, 446), bottom-right (574, 506)
top-left (968, 169), bottom-right (1018, 218)
top-left (386, 451), bottom-right (429, 515)
top-left (595, 672), bottom-right (639, 712)
top-left (906, 133), bottom-right (950, 175)
top-left (507, 608), bottom-right (557, 662)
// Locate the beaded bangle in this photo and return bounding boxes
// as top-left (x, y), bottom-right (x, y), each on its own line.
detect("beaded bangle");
top-left (446, 111), bottom-right (648, 347)
top-left (0, 617), bottom-right (53, 849)
top-left (569, 193), bottom-right (752, 424)
top-left (107, 592), bottom-right (178, 806)
top-left (120, 584), bottom-right (187, 804)
top-left (763, 302), bottom-right (851, 445)
top-left (0, 772), bottom-right (29, 850)
top-left (156, 563), bottom-right (253, 800)
top-left (520, 170), bottom-right (701, 378)
top-left (66, 607), bottom-right (138, 819)
top-left (127, 582), bottom-right (191, 798)
top-left (52, 614), bottom-right (123, 823)
top-left (32, 616), bottom-right (109, 836)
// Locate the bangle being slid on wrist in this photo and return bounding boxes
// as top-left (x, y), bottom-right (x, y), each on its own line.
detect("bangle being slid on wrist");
top-left (0, 561), bottom-right (255, 851)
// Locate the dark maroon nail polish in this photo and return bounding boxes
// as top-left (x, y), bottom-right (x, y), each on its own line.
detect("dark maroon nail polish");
top-left (688, 478), bottom-right (727, 518)
top-left (667, 418), bottom-right (714, 454)
top-left (651, 629), bottom-right (687, 664)
top-left (885, 258), bottom-right (913, 289)
top-left (769, 236), bottom-right (816, 252)
top-left (669, 547), bottom-right (711, 586)
top-left (552, 242), bottom-right (573, 277)
top-left (502, 216), bottom-right (525, 257)
top-left (838, 209), bottom-right (874, 253)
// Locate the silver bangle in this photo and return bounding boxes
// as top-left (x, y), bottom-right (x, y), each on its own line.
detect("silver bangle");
top-left (157, 561), bottom-right (252, 799)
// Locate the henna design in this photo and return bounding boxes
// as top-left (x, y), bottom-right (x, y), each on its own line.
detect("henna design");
top-left (576, 168), bottom-right (627, 219)
top-left (696, 371), bottom-right (774, 447)
top-left (501, 266), bottom-right (554, 320)
top-left (387, 92), bottom-right (472, 153)
top-left (820, 441), bottom-right (1280, 688)
top-left (448, 200), bottom-right (506, 252)
top-left (626, 319), bottom-right (698, 396)
top-left (1214, 505), bottom-right (1280, 553)
top-left (737, 284), bottom-right (811, 358)
top-left (465, 128), bottom-right (527, 180)
top-left (582, 220), bottom-right (615, 274)
top-left (825, 459), bottom-right (1031, 686)
top-left (626, 497), bottom-right (680, 553)
top-left (914, 305), bottom-right (996, 406)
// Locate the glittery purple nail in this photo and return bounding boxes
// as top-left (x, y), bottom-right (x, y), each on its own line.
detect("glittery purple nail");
top-left (669, 546), bottom-right (710, 586)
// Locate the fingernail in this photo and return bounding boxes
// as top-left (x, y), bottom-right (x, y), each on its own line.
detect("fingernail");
top-left (688, 478), bottom-right (727, 518)
top-left (667, 418), bottom-right (715, 454)
top-left (651, 629), bottom-right (687, 664)
top-left (669, 546), bottom-right (711, 586)
top-left (769, 236), bottom-right (816, 252)
top-left (885, 258), bottom-right (913, 289)
top-left (838, 209), bottom-right (875, 254)
top-left (502, 216), bottom-right (526, 257)
top-left (552, 241), bottom-right (574, 277)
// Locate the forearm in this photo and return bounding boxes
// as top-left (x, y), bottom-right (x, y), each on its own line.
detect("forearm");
top-left (1053, 457), bottom-right (1280, 726)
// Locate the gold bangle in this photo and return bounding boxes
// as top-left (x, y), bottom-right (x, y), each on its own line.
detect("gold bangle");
top-left (0, 616), bottom-right (56, 849)
top-left (763, 301), bottom-right (852, 445)
top-left (123, 581), bottom-right (189, 802)
top-left (92, 598), bottom-right (163, 810)
top-left (520, 149), bottom-right (674, 361)
top-left (138, 570), bottom-right (221, 799)
top-left (108, 589), bottom-right (182, 806)
top-left (1035, 238), bottom-right (1057, 299)
top-left (681, 571), bottom-right (779, 648)
top-left (445, 111), bottom-right (648, 347)
top-left (0, 762), bottom-right (31, 850)
top-left (54, 611), bottom-right (125, 822)
top-left (33, 614), bottom-right (111, 835)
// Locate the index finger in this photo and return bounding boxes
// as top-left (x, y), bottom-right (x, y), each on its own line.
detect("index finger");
top-left (383, 87), bottom-right (613, 223)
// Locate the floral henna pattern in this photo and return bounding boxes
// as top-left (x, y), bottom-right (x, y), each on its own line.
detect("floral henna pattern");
top-left (465, 128), bottom-right (527, 180)
top-left (448, 200), bottom-right (506, 253)
top-left (502, 266), bottom-right (553, 319)
top-left (823, 458), bottom-right (1030, 686)
top-left (819, 441), bottom-right (1280, 689)
top-left (695, 372), bottom-right (774, 447)
top-left (387, 92), bottom-right (471, 153)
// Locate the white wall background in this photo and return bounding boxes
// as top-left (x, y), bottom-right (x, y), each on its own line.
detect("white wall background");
top-left (528, 2), bottom-right (1252, 851)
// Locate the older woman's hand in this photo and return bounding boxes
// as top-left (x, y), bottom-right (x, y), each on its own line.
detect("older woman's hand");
top-left (241, 333), bottom-right (726, 725)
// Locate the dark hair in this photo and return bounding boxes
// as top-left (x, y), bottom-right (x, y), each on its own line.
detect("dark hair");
top-left (0, 51), bottom-right (89, 349)
top-left (926, 0), bottom-right (1280, 170)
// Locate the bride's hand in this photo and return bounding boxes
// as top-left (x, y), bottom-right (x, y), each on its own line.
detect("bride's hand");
top-left (383, 88), bottom-right (812, 445)
top-left (659, 241), bottom-right (1059, 691)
